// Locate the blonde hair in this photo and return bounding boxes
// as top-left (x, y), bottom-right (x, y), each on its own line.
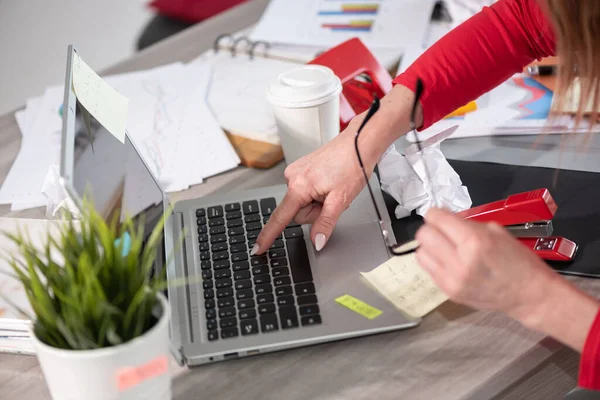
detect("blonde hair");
top-left (546, 0), bottom-right (600, 128)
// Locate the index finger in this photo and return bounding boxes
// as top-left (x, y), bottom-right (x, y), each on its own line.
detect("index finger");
top-left (254, 192), bottom-right (302, 255)
top-left (423, 207), bottom-right (476, 247)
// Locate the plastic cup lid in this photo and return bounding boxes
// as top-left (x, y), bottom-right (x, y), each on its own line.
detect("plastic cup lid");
top-left (267, 65), bottom-right (342, 108)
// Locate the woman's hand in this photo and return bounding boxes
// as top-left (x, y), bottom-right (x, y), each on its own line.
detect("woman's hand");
top-left (415, 207), bottom-right (557, 321)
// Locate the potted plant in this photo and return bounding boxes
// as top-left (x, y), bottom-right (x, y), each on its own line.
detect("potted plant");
top-left (2, 199), bottom-right (173, 400)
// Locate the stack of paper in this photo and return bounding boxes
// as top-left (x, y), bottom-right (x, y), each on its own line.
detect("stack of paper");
top-left (0, 59), bottom-right (240, 212)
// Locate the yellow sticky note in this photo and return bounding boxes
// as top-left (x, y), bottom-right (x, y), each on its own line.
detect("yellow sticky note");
top-left (72, 52), bottom-right (128, 143)
top-left (335, 294), bottom-right (382, 320)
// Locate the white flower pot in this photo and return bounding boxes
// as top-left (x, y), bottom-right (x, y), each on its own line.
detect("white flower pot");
top-left (31, 292), bottom-right (171, 400)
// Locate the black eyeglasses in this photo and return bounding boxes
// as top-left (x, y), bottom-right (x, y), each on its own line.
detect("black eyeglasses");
top-left (354, 78), bottom-right (432, 256)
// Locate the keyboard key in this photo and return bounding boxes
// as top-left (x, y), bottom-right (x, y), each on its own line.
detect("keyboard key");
top-left (225, 203), bottom-right (241, 212)
top-left (301, 315), bottom-right (322, 326)
top-left (275, 286), bottom-right (293, 297)
top-left (199, 242), bottom-right (209, 252)
top-left (279, 306), bottom-right (299, 330)
top-left (274, 276), bottom-right (291, 286)
top-left (241, 319), bottom-right (259, 336)
top-left (244, 214), bottom-right (261, 223)
top-left (196, 208), bottom-right (206, 217)
top-left (258, 303), bottom-right (276, 314)
top-left (214, 269), bottom-right (231, 279)
top-left (215, 278), bottom-right (232, 289)
top-left (207, 319), bottom-right (217, 330)
top-left (239, 309), bottom-right (257, 320)
top-left (269, 249), bottom-right (286, 258)
top-left (229, 235), bottom-right (245, 245)
top-left (206, 308), bottom-right (216, 320)
top-left (270, 239), bottom-right (284, 249)
top-left (299, 305), bottom-right (320, 316)
top-left (260, 314), bottom-right (279, 332)
top-left (198, 225), bottom-right (208, 234)
top-left (257, 293), bottom-right (274, 305)
top-left (204, 289), bottom-right (214, 299)
top-left (255, 283), bottom-right (272, 295)
top-left (226, 210), bottom-right (242, 220)
top-left (213, 260), bottom-right (230, 270)
top-left (208, 330), bottom-right (219, 341)
top-left (252, 265), bottom-right (268, 275)
top-left (209, 218), bottom-right (225, 227)
top-left (238, 298), bottom-right (255, 309)
top-left (284, 227), bottom-right (304, 239)
top-left (200, 251), bottom-right (210, 261)
top-left (254, 274), bottom-right (271, 285)
top-left (227, 219), bottom-right (243, 228)
top-left (236, 289), bottom-right (254, 300)
top-left (248, 238), bottom-right (257, 248)
top-left (203, 280), bottom-right (213, 290)
top-left (221, 328), bottom-right (239, 339)
top-left (260, 198), bottom-right (277, 216)
top-left (201, 270), bottom-right (212, 280)
top-left (232, 252), bottom-right (248, 262)
top-left (234, 270), bottom-right (251, 280)
top-left (209, 226), bottom-right (226, 235)
top-left (218, 297), bottom-right (235, 308)
top-left (205, 298), bottom-right (215, 309)
top-left (198, 234), bottom-right (209, 243)
top-left (277, 295), bottom-right (295, 307)
top-left (212, 251), bottom-right (229, 261)
top-left (287, 238), bottom-right (313, 283)
top-left (251, 256), bottom-right (268, 266)
top-left (263, 216), bottom-right (270, 224)
top-left (297, 294), bottom-right (318, 306)
top-left (247, 230), bottom-right (259, 240)
top-left (228, 227), bottom-right (244, 236)
top-left (207, 206), bottom-right (223, 219)
top-left (295, 282), bottom-right (316, 295)
top-left (246, 222), bottom-right (262, 231)
top-left (243, 200), bottom-right (259, 215)
top-left (201, 261), bottom-right (211, 270)
top-left (210, 234), bottom-right (227, 244)
top-left (219, 307), bottom-right (236, 319)
top-left (211, 242), bottom-right (227, 252)
top-left (220, 317), bottom-right (237, 329)
top-left (272, 267), bottom-right (289, 278)
top-left (232, 261), bottom-right (249, 271)
top-left (230, 243), bottom-right (247, 253)
top-left (217, 288), bottom-right (234, 298)
top-left (235, 280), bottom-right (252, 290)
top-left (197, 216), bottom-right (206, 225)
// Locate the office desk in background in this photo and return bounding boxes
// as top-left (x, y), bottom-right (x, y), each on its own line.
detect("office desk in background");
top-left (1, 1), bottom-right (600, 399)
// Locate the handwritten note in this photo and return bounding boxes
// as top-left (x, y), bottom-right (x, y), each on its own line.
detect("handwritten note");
top-left (335, 294), bottom-right (382, 320)
top-left (116, 355), bottom-right (169, 391)
top-left (361, 253), bottom-right (448, 318)
top-left (72, 52), bottom-right (128, 143)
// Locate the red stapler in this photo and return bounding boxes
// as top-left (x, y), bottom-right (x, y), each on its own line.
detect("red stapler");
top-left (456, 189), bottom-right (578, 262)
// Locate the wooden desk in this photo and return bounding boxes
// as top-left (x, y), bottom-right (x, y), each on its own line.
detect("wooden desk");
top-left (1, 1), bottom-right (599, 398)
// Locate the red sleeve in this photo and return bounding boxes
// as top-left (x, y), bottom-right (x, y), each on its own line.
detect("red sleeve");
top-left (579, 309), bottom-right (600, 390)
top-left (148, 0), bottom-right (248, 23)
top-left (393, 0), bottom-right (556, 130)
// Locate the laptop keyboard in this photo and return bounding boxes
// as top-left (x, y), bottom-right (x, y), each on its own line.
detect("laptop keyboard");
top-left (197, 198), bottom-right (321, 341)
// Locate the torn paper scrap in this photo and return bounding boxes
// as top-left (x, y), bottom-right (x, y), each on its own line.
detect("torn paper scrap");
top-left (72, 52), bottom-right (128, 143)
top-left (361, 252), bottom-right (448, 318)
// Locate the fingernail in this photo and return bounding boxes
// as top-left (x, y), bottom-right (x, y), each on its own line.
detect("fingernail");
top-left (250, 244), bottom-right (259, 256)
top-left (315, 233), bottom-right (327, 252)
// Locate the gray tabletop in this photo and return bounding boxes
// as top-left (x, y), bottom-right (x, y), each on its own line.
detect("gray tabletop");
top-left (1, 1), bottom-right (599, 399)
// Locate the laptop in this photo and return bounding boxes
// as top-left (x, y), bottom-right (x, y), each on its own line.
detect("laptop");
top-left (58, 45), bottom-right (420, 366)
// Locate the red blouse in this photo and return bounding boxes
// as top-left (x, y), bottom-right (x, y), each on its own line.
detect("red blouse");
top-left (394, 0), bottom-right (600, 390)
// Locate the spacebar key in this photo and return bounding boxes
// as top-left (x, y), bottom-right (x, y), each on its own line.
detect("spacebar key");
top-left (286, 238), bottom-right (313, 283)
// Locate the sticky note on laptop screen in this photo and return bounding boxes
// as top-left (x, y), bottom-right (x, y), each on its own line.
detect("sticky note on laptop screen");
top-left (72, 52), bottom-right (128, 143)
top-left (360, 253), bottom-right (448, 318)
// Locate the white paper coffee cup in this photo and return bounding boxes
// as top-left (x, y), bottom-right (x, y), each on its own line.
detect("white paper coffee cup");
top-left (267, 65), bottom-right (342, 164)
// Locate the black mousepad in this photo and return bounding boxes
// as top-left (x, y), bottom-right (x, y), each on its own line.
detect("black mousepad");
top-left (384, 159), bottom-right (600, 278)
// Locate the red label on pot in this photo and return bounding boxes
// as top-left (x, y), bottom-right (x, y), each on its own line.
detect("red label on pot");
top-left (116, 355), bottom-right (169, 391)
